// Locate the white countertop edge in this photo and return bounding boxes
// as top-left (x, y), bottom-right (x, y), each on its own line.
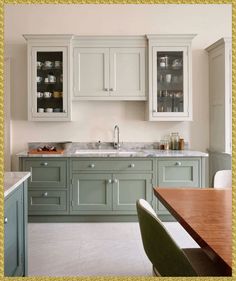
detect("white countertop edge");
top-left (4, 172), bottom-right (31, 198)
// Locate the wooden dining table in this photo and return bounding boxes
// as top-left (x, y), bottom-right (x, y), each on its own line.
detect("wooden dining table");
top-left (153, 187), bottom-right (232, 276)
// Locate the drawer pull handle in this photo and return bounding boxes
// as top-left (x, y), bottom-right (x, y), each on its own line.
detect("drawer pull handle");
top-left (175, 162), bottom-right (181, 166)
top-left (41, 162), bottom-right (48, 166)
top-left (4, 217), bottom-right (8, 224)
top-left (43, 192), bottom-right (48, 197)
top-left (109, 88), bottom-right (114, 91)
top-left (108, 179), bottom-right (112, 184)
top-left (130, 163), bottom-right (135, 168)
top-left (114, 179), bottom-right (118, 184)
top-left (89, 164), bottom-right (95, 168)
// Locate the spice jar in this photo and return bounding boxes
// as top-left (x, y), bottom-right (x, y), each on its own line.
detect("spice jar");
top-left (179, 138), bottom-right (184, 150)
top-left (159, 140), bottom-right (165, 150)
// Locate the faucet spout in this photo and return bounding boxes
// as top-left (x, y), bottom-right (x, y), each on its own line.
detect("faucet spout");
top-left (113, 125), bottom-right (120, 149)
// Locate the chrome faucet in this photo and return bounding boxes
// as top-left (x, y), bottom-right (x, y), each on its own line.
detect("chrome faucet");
top-left (113, 125), bottom-right (120, 149)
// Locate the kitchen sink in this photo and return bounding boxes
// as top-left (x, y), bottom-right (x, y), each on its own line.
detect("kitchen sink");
top-left (75, 149), bottom-right (140, 155)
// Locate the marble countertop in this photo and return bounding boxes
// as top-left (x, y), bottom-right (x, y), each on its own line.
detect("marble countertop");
top-left (17, 149), bottom-right (208, 158)
top-left (4, 172), bottom-right (31, 198)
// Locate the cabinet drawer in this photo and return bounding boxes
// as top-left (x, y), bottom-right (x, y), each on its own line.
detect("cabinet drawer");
top-left (23, 159), bottom-right (67, 189)
top-left (72, 159), bottom-right (153, 172)
top-left (28, 190), bottom-right (67, 214)
top-left (158, 159), bottom-right (200, 187)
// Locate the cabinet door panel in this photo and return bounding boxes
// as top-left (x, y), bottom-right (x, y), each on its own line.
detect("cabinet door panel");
top-left (4, 186), bottom-right (23, 277)
top-left (28, 190), bottom-right (67, 214)
top-left (113, 173), bottom-right (152, 211)
top-left (71, 174), bottom-right (112, 211)
top-left (110, 48), bottom-right (145, 97)
top-left (23, 159), bottom-right (67, 189)
top-left (74, 48), bottom-right (109, 97)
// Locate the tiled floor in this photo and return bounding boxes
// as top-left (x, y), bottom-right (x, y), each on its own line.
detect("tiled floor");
top-left (28, 222), bottom-right (199, 276)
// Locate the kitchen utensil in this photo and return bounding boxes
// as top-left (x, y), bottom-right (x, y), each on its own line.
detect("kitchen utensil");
top-left (44, 77), bottom-right (49, 83)
top-left (44, 61), bottom-right (53, 68)
top-left (53, 108), bottom-right (61, 112)
top-left (48, 75), bottom-right (56, 83)
top-left (37, 61), bottom-right (43, 69)
top-left (172, 58), bottom-right (182, 69)
top-left (165, 74), bottom-right (171, 83)
top-left (159, 56), bottom-right (169, 68)
top-left (38, 108), bottom-right (44, 113)
top-left (44, 92), bottom-right (52, 98)
top-left (37, 92), bottom-right (44, 98)
top-left (45, 108), bottom-right (53, 113)
top-left (54, 61), bottom-right (62, 68)
top-left (53, 91), bottom-right (61, 98)
top-left (36, 76), bottom-right (43, 83)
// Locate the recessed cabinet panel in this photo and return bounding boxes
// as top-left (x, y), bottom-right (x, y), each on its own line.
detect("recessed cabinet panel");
top-left (23, 159), bottom-right (67, 189)
top-left (73, 48), bottom-right (109, 97)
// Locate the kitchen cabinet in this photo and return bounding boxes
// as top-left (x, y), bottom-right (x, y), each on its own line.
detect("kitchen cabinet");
top-left (22, 158), bottom-right (69, 215)
top-left (156, 158), bottom-right (201, 216)
top-left (147, 34), bottom-right (196, 121)
top-left (73, 36), bottom-right (146, 100)
top-left (24, 34), bottom-right (73, 121)
top-left (4, 182), bottom-right (28, 277)
top-left (71, 158), bottom-right (153, 214)
top-left (206, 38), bottom-right (232, 184)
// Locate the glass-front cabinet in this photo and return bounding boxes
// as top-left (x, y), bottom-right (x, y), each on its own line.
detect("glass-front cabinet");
top-left (147, 35), bottom-right (196, 121)
top-left (24, 35), bottom-right (73, 121)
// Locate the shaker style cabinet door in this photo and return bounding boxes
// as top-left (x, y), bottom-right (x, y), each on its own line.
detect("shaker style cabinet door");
top-left (24, 35), bottom-right (73, 121)
top-left (4, 187), bottom-right (24, 277)
top-left (73, 48), bottom-right (110, 98)
top-left (109, 48), bottom-right (146, 99)
top-left (147, 34), bottom-right (196, 121)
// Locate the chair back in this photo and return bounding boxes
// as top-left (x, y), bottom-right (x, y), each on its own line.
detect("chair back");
top-left (213, 170), bottom-right (232, 188)
top-left (136, 199), bottom-right (197, 276)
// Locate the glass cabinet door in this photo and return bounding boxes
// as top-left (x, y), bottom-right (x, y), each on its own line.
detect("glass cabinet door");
top-left (32, 47), bottom-right (68, 120)
top-left (152, 47), bottom-right (189, 119)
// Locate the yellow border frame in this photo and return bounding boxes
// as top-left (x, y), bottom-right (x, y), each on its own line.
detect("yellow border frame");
top-left (0, 1), bottom-right (235, 281)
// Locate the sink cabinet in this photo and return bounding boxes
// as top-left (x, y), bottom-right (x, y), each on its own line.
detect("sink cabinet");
top-left (24, 35), bottom-right (73, 121)
top-left (147, 34), bottom-right (196, 121)
top-left (71, 158), bottom-right (154, 214)
top-left (73, 36), bottom-right (146, 100)
top-left (4, 181), bottom-right (28, 277)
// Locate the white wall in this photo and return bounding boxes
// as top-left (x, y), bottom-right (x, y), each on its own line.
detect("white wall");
top-left (4, 4), bottom-right (231, 169)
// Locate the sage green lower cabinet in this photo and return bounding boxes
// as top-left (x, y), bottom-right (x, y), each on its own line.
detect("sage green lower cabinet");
top-left (156, 158), bottom-right (201, 218)
top-left (4, 182), bottom-right (28, 277)
top-left (71, 174), bottom-right (112, 212)
top-left (112, 173), bottom-right (152, 211)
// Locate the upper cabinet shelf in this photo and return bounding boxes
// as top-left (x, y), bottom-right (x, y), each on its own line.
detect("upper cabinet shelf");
top-left (24, 34), bottom-right (73, 122)
top-left (72, 36), bottom-right (147, 101)
top-left (146, 34), bottom-right (196, 121)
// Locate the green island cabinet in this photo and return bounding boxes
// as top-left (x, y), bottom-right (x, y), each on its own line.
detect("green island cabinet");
top-left (20, 156), bottom-right (205, 221)
top-left (4, 182), bottom-right (28, 277)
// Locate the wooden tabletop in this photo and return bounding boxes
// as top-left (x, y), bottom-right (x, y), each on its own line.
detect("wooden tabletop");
top-left (154, 188), bottom-right (232, 275)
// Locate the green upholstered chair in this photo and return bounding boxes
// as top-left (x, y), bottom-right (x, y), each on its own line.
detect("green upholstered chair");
top-left (136, 199), bottom-right (225, 277)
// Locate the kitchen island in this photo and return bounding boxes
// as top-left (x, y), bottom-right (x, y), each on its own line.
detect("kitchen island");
top-left (4, 172), bottom-right (30, 277)
top-left (18, 142), bottom-right (208, 222)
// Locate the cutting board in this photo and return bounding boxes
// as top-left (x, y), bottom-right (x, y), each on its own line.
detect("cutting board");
top-left (28, 149), bottom-right (64, 155)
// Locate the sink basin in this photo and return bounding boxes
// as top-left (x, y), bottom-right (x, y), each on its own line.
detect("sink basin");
top-left (75, 149), bottom-right (139, 155)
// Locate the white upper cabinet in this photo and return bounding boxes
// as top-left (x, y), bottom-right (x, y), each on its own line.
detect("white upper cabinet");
top-left (24, 35), bottom-right (73, 121)
top-left (147, 34), bottom-right (196, 121)
top-left (73, 36), bottom-right (146, 100)
top-left (206, 38), bottom-right (232, 154)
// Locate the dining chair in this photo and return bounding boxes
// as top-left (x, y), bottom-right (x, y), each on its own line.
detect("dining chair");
top-left (136, 199), bottom-right (225, 276)
top-left (213, 170), bottom-right (232, 188)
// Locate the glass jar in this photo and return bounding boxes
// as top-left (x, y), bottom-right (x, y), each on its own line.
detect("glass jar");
top-left (170, 132), bottom-right (180, 150)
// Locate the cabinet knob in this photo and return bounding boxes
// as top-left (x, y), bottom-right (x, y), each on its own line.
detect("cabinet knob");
top-left (41, 162), bottom-right (48, 166)
top-left (175, 162), bottom-right (181, 166)
top-left (130, 163), bottom-right (135, 168)
top-left (89, 164), bottom-right (95, 168)
top-left (43, 192), bottom-right (48, 197)
top-left (104, 88), bottom-right (109, 91)
top-left (109, 88), bottom-right (114, 91)
top-left (108, 179), bottom-right (112, 184)
top-left (4, 217), bottom-right (8, 224)
top-left (114, 179), bottom-right (118, 183)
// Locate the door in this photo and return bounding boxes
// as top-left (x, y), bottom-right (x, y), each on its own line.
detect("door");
top-left (152, 46), bottom-right (190, 120)
top-left (31, 46), bottom-right (69, 120)
top-left (112, 173), bottom-right (152, 211)
top-left (109, 48), bottom-right (146, 98)
top-left (4, 186), bottom-right (24, 276)
top-left (73, 47), bottom-right (109, 98)
top-left (71, 174), bottom-right (112, 211)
